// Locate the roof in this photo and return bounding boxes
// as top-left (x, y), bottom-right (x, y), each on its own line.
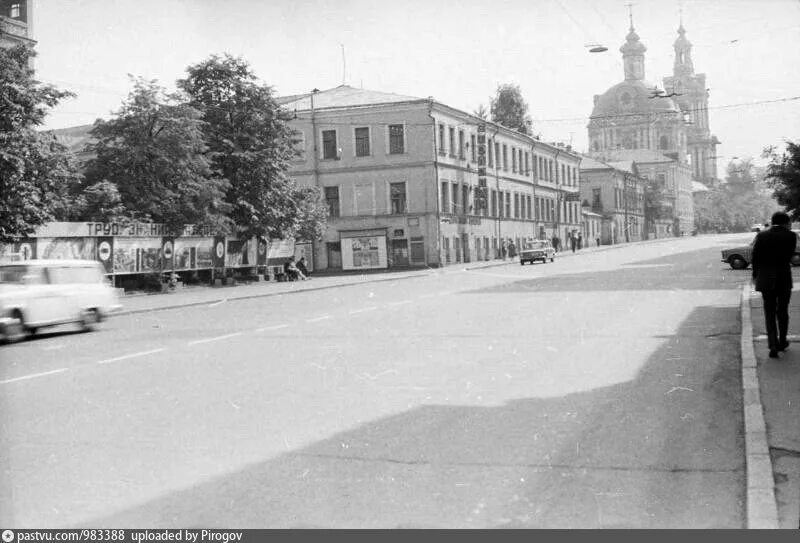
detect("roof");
top-left (278, 85), bottom-right (425, 111)
top-left (607, 160), bottom-right (635, 174)
top-left (48, 124), bottom-right (95, 154)
top-left (590, 80), bottom-right (680, 120)
top-left (579, 155), bottom-right (613, 170)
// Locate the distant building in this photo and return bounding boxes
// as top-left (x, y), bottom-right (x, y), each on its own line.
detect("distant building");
top-left (579, 155), bottom-right (646, 244)
top-left (0, 0), bottom-right (34, 50)
top-left (279, 85), bottom-right (582, 270)
top-left (587, 17), bottom-right (715, 236)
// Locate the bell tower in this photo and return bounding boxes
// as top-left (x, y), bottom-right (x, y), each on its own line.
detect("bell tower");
top-left (620, 9), bottom-right (646, 81)
top-left (663, 19), bottom-right (719, 183)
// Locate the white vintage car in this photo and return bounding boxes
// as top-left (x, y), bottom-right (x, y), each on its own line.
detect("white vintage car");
top-left (0, 260), bottom-right (122, 343)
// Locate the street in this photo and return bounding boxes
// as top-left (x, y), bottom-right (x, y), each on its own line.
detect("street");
top-left (0, 234), bottom-right (756, 528)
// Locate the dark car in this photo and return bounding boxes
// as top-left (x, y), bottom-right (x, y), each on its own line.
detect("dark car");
top-left (520, 240), bottom-right (555, 265)
top-left (721, 237), bottom-right (800, 269)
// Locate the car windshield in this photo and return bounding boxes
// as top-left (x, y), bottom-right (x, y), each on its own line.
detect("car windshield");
top-left (525, 242), bottom-right (547, 249)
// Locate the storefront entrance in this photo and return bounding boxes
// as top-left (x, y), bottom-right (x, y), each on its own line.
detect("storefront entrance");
top-left (391, 239), bottom-right (409, 266)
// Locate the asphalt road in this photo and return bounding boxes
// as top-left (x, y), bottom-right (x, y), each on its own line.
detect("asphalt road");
top-left (0, 234), bottom-right (756, 528)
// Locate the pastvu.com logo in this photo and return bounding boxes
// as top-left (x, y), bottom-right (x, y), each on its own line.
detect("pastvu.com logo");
top-left (2, 530), bottom-right (15, 542)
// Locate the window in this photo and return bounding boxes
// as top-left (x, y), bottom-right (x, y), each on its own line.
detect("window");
top-left (292, 131), bottom-right (306, 160)
top-left (325, 186), bottom-right (340, 217)
top-left (495, 142), bottom-right (500, 169)
top-left (514, 193), bottom-right (520, 218)
top-left (322, 130), bottom-right (337, 159)
top-left (502, 144), bottom-right (508, 170)
top-left (449, 127), bottom-right (456, 156)
top-left (592, 188), bottom-right (601, 208)
top-left (488, 141), bottom-right (494, 167)
top-left (462, 184), bottom-right (469, 214)
top-left (388, 124), bottom-right (405, 154)
top-left (10, 4), bottom-right (20, 18)
top-left (452, 183), bottom-right (459, 213)
top-left (525, 152), bottom-right (529, 176)
top-left (561, 164), bottom-right (566, 185)
top-left (438, 124), bottom-right (446, 155)
top-left (659, 135), bottom-right (669, 150)
top-left (497, 191), bottom-right (503, 218)
top-left (458, 130), bottom-right (465, 159)
top-left (505, 192), bottom-right (511, 217)
top-left (527, 195), bottom-right (532, 219)
top-left (470, 134), bottom-right (477, 162)
top-left (390, 182), bottom-right (407, 214)
top-left (491, 190), bottom-right (497, 218)
top-left (512, 148), bottom-right (517, 173)
top-left (441, 182), bottom-right (450, 212)
top-left (355, 127), bottom-right (370, 157)
top-left (519, 150), bottom-right (524, 174)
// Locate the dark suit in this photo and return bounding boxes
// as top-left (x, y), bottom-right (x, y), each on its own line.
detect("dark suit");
top-left (751, 225), bottom-right (797, 350)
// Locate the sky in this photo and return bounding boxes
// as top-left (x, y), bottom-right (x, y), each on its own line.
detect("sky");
top-left (32, 0), bottom-right (800, 171)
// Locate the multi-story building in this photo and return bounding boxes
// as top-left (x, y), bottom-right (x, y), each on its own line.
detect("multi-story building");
top-left (579, 155), bottom-right (646, 244)
top-left (280, 85), bottom-right (582, 271)
top-left (0, 0), bottom-right (34, 50)
top-left (586, 18), bottom-right (709, 236)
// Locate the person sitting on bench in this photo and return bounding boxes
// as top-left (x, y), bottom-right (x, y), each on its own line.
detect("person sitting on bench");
top-left (283, 256), bottom-right (307, 281)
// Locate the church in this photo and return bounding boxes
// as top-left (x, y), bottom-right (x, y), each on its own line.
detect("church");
top-left (587, 17), bottom-right (719, 236)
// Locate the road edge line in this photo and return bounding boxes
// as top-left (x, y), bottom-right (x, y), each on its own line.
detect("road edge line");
top-left (740, 283), bottom-right (780, 529)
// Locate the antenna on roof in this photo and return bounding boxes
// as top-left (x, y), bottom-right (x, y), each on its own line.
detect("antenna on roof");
top-left (341, 44), bottom-right (346, 86)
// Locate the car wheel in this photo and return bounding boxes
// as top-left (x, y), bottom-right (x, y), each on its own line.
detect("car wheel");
top-left (551, 256), bottom-right (555, 262)
top-left (520, 260), bottom-right (525, 266)
top-left (2, 310), bottom-right (27, 344)
top-left (729, 256), bottom-right (748, 270)
top-left (792, 254), bottom-right (800, 267)
top-left (80, 309), bottom-right (99, 332)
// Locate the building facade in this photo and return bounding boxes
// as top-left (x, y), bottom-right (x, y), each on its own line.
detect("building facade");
top-left (587, 19), bottom-right (708, 236)
top-left (579, 156), bottom-right (646, 245)
top-left (280, 86), bottom-right (582, 271)
top-left (0, 0), bottom-right (34, 50)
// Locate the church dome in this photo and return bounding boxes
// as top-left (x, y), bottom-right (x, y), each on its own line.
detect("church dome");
top-left (590, 79), bottom-right (680, 121)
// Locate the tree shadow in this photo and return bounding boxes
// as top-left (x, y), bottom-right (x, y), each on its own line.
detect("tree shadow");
top-left (84, 304), bottom-right (745, 529)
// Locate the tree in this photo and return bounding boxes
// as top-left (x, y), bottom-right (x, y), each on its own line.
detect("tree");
top-left (644, 176), bottom-right (668, 230)
top-left (0, 45), bottom-right (78, 242)
top-left (178, 54), bottom-right (328, 240)
top-left (693, 158), bottom-right (779, 233)
top-left (83, 77), bottom-right (230, 232)
top-left (473, 104), bottom-right (488, 120)
top-left (72, 180), bottom-right (127, 223)
top-left (764, 141), bottom-right (800, 219)
top-left (490, 84), bottom-right (532, 135)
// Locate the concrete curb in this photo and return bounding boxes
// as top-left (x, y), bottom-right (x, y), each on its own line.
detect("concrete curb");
top-left (115, 235), bottom-right (680, 317)
top-left (740, 284), bottom-right (780, 529)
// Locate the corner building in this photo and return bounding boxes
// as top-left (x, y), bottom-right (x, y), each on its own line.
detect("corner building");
top-left (587, 20), bottom-right (711, 236)
top-left (281, 86), bottom-right (582, 271)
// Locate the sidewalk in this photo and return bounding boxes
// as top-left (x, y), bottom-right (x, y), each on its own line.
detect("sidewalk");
top-left (744, 285), bottom-right (800, 528)
top-left (115, 236), bottom-right (673, 316)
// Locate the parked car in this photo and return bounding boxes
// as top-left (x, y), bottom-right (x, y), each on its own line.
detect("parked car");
top-left (0, 260), bottom-right (121, 343)
top-left (721, 238), bottom-right (800, 270)
top-left (520, 240), bottom-right (556, 265)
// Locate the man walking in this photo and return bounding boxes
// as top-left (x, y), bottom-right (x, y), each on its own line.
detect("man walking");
top-left (752, 211), bottom-right (797, 358)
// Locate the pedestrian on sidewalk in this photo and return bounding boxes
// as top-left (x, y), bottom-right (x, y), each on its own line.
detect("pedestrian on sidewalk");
top-left (508, 241), bottom-right (517, 260)
top-left (569, 231), bottom-right (577, 253)
top-left (752, 211), bottom-right (797, 358)
top-left (596, 235), bottom-right (601, 247)
top-left (552, 235), bottom-right (560, 253)
top-left (577, 232), bottom-right (583, 250)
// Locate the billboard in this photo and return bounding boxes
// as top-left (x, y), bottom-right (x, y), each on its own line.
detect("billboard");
top-left (341, 236), bottom-right (387, 270)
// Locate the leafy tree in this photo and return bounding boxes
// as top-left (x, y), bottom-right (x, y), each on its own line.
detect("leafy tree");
top-left (643, 176), bottom-right (668, 231)
top-left (178, 54), bottom-right (327, 240)
top-left (0, 45), bottom-right (78, 242)
top-left (764, 141), bottom-right (800, 220)
top-left (490, 84), bottom-right (532, 135)
top-left (83, 77), bottom-right (230, 233)
top-left (694, 158), bottom-right (779, 232)
top-left (72, 180), bottom-right (127, 223)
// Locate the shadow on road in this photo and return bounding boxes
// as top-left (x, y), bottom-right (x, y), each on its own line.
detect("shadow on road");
top-left (84, 304), bottom-right (745, 529)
